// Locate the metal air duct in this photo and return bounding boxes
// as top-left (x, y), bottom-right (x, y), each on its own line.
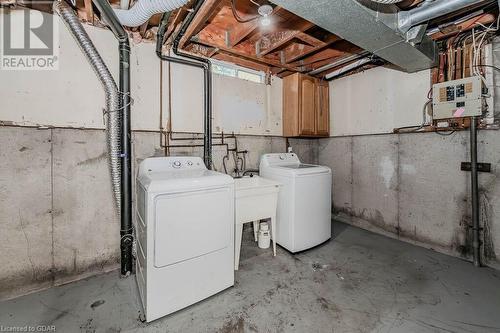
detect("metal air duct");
top-left (398, 0), bottom-right (492, 32)
top-left (54, 1), bottom-right (121, 214)
top-left (270, 0), bottom-right (494, 73)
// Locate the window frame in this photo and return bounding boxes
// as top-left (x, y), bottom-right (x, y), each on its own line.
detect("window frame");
top-left (211, 59), bottom-right (265, 84)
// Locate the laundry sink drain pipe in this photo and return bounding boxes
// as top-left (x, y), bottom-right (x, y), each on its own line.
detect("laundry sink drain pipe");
top-left (156, 0), bottom-right (213, 169)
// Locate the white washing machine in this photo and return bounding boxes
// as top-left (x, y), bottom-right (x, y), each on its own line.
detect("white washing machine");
top-left (260, 153), bottom-right (331, 253)
top-left (136, 157), bottom-right (234, 322)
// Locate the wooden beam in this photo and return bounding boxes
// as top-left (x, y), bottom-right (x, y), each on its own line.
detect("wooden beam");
top-left (258, 30), bottom-right (298, 56)
top-left (285, 35), bottom-right (341, 64)
top-left (270, 67), bottom-right (287, 75)
top-left (277, 70), bottom-right (293, 78)
top-left (83, 0), bottom-right (94, 23)
top-left (193, 40), bottom-right (300, 72)
top-left (227, 20), bottom-right (259, 48)
top-left (323, 63), bottom-right (376, 79)
top-left (163, 8), bottom-right (188, 43)
top-left (295, 32), bottom-right (325, 47)
top-left (139, 20), bottom-right (149, 38)
top-left (281, 43), bottom-right (312, 64)
top-left (184, 43), bottom-right (218, 58)
top-left (288, 48), bottom-right (346, 67)
top-left (213, 52), bottom-right (271, 72)
top-left (302, 57), bottom-right (343, 72)
top-left (257, 22), bottom-right (314, 57)
top-left (178, 0), bottom-right (224, 49)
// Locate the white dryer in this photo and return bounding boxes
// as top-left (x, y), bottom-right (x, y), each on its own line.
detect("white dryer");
top-left (136, 157), bottom-right (234, 322)
top-left (260, 153), bottom-right (331, 253)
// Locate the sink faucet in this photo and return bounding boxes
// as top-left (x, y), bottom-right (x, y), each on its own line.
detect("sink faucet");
top-left (234, 169), bottom-right (259, 178)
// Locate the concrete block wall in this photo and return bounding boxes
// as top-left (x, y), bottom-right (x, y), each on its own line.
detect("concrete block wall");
top-left (0, 126), bottom-right (321, 300)
top-left (318, 130), bottom-right (500, 268)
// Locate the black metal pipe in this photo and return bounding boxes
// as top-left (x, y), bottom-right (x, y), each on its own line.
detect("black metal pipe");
top-left (470, 116), bottom-right (481, 267)
top-left (156, 0), bottom-right (213, 169)
top-left (92, 0), bottom-right (133, 276)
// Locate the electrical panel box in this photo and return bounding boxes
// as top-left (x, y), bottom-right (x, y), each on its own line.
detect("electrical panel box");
top-left (432, 76), bottom-right (483, 120)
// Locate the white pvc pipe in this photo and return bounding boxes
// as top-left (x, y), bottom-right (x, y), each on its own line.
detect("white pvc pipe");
top-left (114, 0), bottom-right (189, 27)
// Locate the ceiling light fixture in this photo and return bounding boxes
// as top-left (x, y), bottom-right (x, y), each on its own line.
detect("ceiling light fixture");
top-left (258, 4), bottom-right (273, 26)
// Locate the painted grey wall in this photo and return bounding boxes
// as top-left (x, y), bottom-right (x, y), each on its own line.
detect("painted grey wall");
top-left (0, 126), bottom-right (316, 300)
top-left (318, 130), bottom-right (500, 269)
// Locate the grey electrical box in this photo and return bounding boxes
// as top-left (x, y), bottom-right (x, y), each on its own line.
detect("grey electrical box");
top-left (432, 76), bottom-right (483, 120)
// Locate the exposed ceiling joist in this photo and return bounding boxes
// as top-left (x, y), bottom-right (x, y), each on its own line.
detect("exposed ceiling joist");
top-left (257, 22), bottom-right (314, 56)
top-left (284, 34), bottom-right (341, 64)
top-left (83, 0), bottom-right (94, 23)
top-left (194, 40), bottom-right (299, 72)
top-left (61, 0), bottom-right (488, 77)
top-left (213, 52), bottom-right (271, 72)
top-left (178, 0), bottom-right (224, 49)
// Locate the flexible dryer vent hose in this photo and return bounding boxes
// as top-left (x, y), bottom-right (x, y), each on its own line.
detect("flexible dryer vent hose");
top-left (54, 1), bottom-right (122, 213)
top-left (114, 0), bottom-right (189, 27)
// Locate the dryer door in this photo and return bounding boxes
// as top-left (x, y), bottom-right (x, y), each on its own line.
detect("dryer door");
top-left (153, 186), bottom-right (232, 268)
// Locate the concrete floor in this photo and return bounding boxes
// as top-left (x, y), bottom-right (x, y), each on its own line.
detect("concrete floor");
top-left (1, 222), bottom-right (500, 333)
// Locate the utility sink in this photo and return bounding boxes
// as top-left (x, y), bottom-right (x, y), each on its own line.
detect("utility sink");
top-left (234, 176), bottom-right (280, 270)
top-left (235, 175), bottom-right (280, 197)
top-left (234, 175), bottom-right (280, 223)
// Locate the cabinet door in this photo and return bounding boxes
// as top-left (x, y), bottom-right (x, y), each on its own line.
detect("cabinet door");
top-left (299, 76), bottom-right (316, 136)
top-left (315, 82), bottom-right (329, 136)
top-left (283, 74), bottom-right (300, 137)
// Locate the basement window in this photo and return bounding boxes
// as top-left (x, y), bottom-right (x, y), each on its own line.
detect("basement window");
top-left (212, 61), bottom-right (264, 84)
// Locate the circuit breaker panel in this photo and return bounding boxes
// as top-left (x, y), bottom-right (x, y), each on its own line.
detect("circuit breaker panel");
top-left (432, 76), bottom-right (484, 120)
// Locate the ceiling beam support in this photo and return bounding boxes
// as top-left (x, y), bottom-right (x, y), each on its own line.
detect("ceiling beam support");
top-left (194, 40), bottom-right (299, 71)
top-left (256, 22), bottom-right (314, 56)
top-left (178, 0), bottom-right (224, 49)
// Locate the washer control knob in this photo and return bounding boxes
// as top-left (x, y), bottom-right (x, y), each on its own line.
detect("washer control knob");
top-left (279, 155), bottom-right (285, 160)
top-left (187, 160), bottom-right (193, 166)
top-left (173, 160), bottom-right (182, 168)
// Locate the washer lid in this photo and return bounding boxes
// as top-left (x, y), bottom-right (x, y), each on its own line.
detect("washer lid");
top-left (260, 154), bottom-right (330, 176)
top-left (138, 157), bottom-right (233, 192)
top-left (281, 164), bottom-right (317, 169)
top-left (263, 164), bottom-right (331, 176)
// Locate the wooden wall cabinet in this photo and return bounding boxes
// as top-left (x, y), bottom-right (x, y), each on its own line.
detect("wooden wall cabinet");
top-left (283, 73), bottom-right (330, 137)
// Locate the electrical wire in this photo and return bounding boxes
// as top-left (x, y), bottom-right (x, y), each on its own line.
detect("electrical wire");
top-left (435, 130), bottom-right (456, 136)
top-left (230, 0), bottom-right (260, 23)
top-left (474, 64), bottom-right (500, 72)
top-left (470, 14), bottom-right (499, 84)
top-left (394, 99), bottom-right (432, 133)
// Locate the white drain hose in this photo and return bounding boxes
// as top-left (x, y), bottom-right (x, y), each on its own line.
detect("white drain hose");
top-left (114, 0), bottom-right (189, 27)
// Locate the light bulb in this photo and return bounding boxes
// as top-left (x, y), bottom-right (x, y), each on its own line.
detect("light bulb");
top-left (257, 4), bottom-right (273, 17)
top-left (260, 16), bottom-right (271, 27)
